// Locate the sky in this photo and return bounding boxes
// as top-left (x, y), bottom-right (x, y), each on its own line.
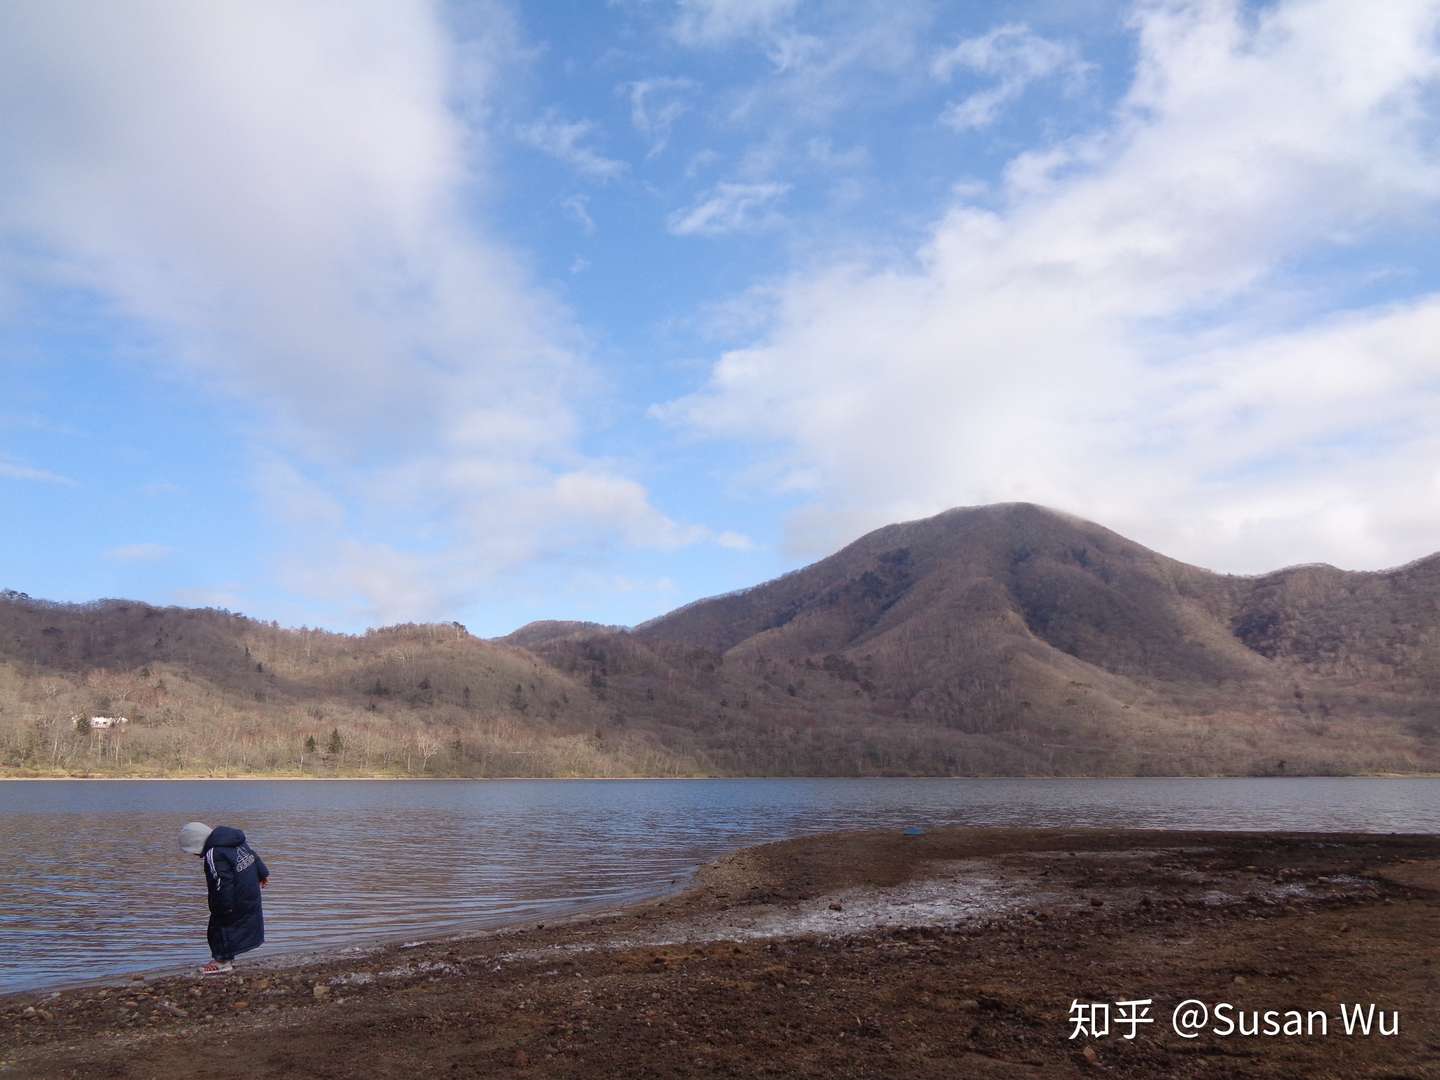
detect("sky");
top-left (2, 0), bottom-right (1439, 637)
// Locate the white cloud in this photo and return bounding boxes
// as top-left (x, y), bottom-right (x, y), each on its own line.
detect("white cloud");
top-left (269, 457), bottom-right (751, 624)
top-left (659, 0), bottom-right (1440, 573)
top-left (715, 530), bottom-right (756, 551)
top-left (691, 281), bottom-right (784, 342)
top-left (0, 2), bottom-right (548, 453)
top-left (561, 193), bottom-right (596, 235)
top-left (672, 0), bottom-right (800, 47)
top-left (668, 0), bottom-right (935, 136)
top-left (569, 570), bottom-right (680, 596)
top-left (252, 457), bottom-right (345, 530)
top-left (804, 137), bottom-right (868, 172)
top-left (685, 148), bottom-right (723, 178)
top-left (173, 586), bottom-right (245, 610)
top-left (0, 457), bottom-right (75, 486)
top-left (933, 23), bottom-right (1089, 130)
top-left (105, 543), bottom-right (175, 562)
top-left (624, 77), bottom-right (694, 157)
top-left (0, 1), bottom-right (695, 624)
top-left (515, 110), bottom-right (628, 181)
top-left (286, 540), bottom-right (451, 628)
top-left (667, 181), bottom-right (790, 236)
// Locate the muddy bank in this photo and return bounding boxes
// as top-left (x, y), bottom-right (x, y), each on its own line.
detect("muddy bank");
top-left (3, 827), bottom-right (1438, 1078)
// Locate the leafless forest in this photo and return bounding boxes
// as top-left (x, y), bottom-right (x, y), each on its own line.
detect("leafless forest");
top-left (3, 504), bottom-right (1438, 778)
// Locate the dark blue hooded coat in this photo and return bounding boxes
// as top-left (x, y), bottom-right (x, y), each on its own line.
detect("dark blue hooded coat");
top-left (200, 826), bottom-right (269, 960)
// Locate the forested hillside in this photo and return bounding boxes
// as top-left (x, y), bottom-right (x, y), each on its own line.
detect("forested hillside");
top-left (0, 600), bottom-right (686, 777)
top-left (4, 503), bottom-right (1438, 777)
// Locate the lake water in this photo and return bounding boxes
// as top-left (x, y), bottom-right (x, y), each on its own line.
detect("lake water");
top-left (2, 777), bottom-right (1437, 994)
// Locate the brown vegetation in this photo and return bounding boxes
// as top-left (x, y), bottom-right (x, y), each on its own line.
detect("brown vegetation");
top-left (3, 502), bottom-right (1439, 777)
top-left (0, 601), bottom-right (687, 778)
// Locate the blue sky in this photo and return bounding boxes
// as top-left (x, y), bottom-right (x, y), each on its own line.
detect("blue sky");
top-left (2, 0), bottom-right (1439, 636)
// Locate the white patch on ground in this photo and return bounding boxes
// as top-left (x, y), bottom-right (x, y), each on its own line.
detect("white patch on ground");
top-left (494, 862), bottom-right (1053, 964)
top-left (329, 959), bottom-right (459, 987)
top-left (488, 850), bottom-right (1393, 968)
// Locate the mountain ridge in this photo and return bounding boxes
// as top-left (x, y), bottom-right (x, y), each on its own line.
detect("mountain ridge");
top-left (3, 502), bottom-right (1437, 777)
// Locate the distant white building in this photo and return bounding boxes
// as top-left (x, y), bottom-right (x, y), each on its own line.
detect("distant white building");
top-left (88, 716), bottom-right (129, 729)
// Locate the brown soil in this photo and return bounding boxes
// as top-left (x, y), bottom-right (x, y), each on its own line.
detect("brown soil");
top-left (3, 827), bottom-right (1438, 1078)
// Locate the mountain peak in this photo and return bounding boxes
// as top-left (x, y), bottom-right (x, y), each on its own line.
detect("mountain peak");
top-left (3, 505), bottom-right (1439, 778)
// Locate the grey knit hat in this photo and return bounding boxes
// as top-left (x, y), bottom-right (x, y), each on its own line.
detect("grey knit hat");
top-left (179, 821), bottom-right (212, 855)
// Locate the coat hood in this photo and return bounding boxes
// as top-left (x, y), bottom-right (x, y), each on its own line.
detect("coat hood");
top-left (179, 820), bottom-right (212, 855)
top-left (202, 825), bottom-right (248, 852)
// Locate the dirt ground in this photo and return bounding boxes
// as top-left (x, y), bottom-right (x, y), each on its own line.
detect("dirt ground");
top-left (3, 827), bottom-right (1438, 1079)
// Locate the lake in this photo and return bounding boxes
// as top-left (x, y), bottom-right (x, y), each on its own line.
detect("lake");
top-left (2, 777), bottom-right (1437, 994)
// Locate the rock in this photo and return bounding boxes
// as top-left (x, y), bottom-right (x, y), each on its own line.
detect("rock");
top-left (312, 983), bottom-right (330, 999)
top-left (1089, 897), bottom-right (1104, 907)
top-left (232, 1000), bottom-right (249, 1010)
top-left (1081, 1045), bottom-right (1099, 1066)
top-left (513, 1049), bottom-right (530, 1068)
top-left (1233, 975), bottom-right (1247, 985)
top-left (829, 902), bottom-right (844, 912)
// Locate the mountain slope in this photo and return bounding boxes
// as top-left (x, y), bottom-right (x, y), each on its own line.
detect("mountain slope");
top-left (0, 596), bottom-right (688, 778)
top-left (3, 503), bottom-right (1437, 777)
top-left (522, 503), bottom-right (1440, 775)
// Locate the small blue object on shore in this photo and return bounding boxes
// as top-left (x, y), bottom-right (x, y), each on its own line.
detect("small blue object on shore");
top-left (903, 826), bottom-right (926, 837)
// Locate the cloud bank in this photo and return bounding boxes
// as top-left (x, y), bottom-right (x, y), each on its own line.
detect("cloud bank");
top-left (660, 0), bottom-right (1440, 573)
top-left (0, 0), bottom-right (708, 624)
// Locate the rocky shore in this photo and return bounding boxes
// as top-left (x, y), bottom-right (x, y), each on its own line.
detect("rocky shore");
top-left (4, 827), bottom-right (1437, 1078)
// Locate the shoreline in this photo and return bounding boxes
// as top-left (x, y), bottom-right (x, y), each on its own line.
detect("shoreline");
top-left (4, 825), bottom-right (1438, 1077)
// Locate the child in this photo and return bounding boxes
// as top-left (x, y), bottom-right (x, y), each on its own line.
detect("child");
top-left (179, 821), bottom-right (270, 975)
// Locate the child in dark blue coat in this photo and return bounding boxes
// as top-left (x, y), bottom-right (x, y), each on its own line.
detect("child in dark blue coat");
top-left (179, 821), bottom-right (270, 975)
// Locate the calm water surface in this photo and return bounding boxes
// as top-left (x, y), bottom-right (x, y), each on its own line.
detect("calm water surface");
top-left (2, 777), bottom-right (1437, 994)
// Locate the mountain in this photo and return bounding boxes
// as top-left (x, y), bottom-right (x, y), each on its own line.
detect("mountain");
top-left (511, 504), bottom-right (1440, 776)
top-left (0, 599), bottom-right (690, 778)
top-left (3, 503), bottom-right (1437, 777)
